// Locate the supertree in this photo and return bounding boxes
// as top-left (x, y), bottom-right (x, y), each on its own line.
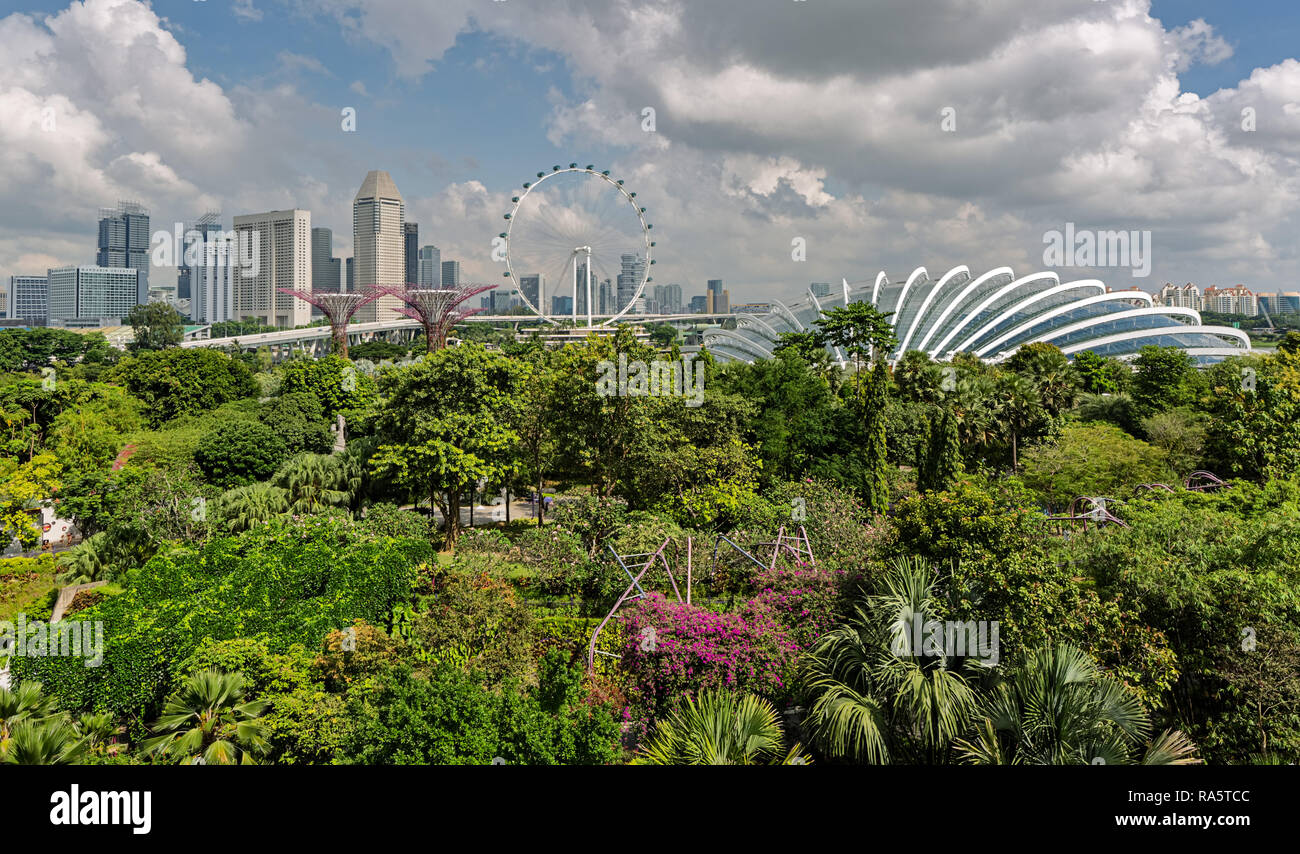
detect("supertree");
top-left (276, 290), bottom-right (380, 359)
top-left (371, 284), bottom-right (495, 353)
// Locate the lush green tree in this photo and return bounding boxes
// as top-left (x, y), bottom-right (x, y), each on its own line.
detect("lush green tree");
top-left (370, 345), bottom-right (524, 546)
top-left (277, 355), bottom-right (376, 420)
top-left (1203, 350), bottom-right (1300, 481)
top-left (0, 452), bottom-right (62, 548)
top-left (1018, 422), bottom-right (1171, 509)
top-left (127, 302), bottom-right (186, 352)
top-left (635, 690), bottom-right (809, 765)
top-left (1005, 342), bottom-right (1077, 417)
top-left (0, 328), bottom-right (110, 373)
top-left (143, 669), bottom-right (270, 764)
top-left (1130, 345), bottom-right (1202, 416)
top-left (861, 361), bottom-right (890, 513)
top-left (1071, 350), bottom-right (1129, 395)
top-left (918, 408), bottom-right (963, 492)
top-left (811, 302), bottom-right (897, 398)
top-left (195, 420), bottom-right (289, 488)
top-left (108, 348), bottom-right (258, 426)
top-left (1140, 409), bottom-right (1206, 478)
top-left (259, 391), bottom-right (332, 456)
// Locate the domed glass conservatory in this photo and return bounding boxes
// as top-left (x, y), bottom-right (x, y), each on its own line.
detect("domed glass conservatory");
top-left (697, 266), bottom-right (1251, 366)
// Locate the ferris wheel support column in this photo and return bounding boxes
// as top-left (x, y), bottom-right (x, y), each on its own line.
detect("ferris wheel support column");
top-left (584, 245), bottom-right (594, 328)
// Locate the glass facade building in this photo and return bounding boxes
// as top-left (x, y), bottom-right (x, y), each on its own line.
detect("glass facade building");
top-left (697, 266), bottom-right (1251, 366)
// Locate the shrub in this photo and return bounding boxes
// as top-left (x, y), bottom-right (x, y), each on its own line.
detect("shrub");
top-left (195, 420), bottom-right (289, 488)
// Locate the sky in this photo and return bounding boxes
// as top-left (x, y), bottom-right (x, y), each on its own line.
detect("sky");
top-left (1, 0), bottom-right (1299, 308)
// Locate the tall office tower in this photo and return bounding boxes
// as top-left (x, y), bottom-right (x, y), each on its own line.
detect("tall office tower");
top-left (599, 278), bottom-right (614, 314)
top-left (706, 279), bottom-right (723, 313)
top-left (689, 295), bottom-right (707, 314)
top-left (617, 254), bottom-right (646, 313)
top-left (177, 212), bottom-right (222, 301)
top-left (9, 276), bottom-right (49, 325)
top-left (810, 281), bottom-right (832, 297)
top-left (310, 227), bottom-right (340, 316)
top-left (663, 282), bottom-right (683, 313)
top-left (718, 289), bottom-right (730, 315)
top-left (404, 222), bottom-right (419, 286)
top-left (47, 265), bottom-right (142, 323)
top-left (97, 201), bottom-right (151, 292)
top-left (419, 245), bottom-right (441, 286)
top-left (231, 208), bottom-right (312, 328)
top-left (441, 260), bottom-right (461, 288)
top-left (311, 228), bottom-right (341, 293)
top-left (552, 295), bottom-right (573, 315)
top-left (191, 232), bottom-right (235, 324)
top-left (331, 258), bottom-right (343, 293)
top-left (352, 171), bottom-right (406, 323)
top-left (345, 257), bottom-right (354, 292)
top-left (519, 273), bottom-right (541, 309)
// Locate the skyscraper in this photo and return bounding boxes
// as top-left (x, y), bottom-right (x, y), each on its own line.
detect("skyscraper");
top-left (176, 212), bottom-right (222, 301)
top-left (97, 201), bottom-right (150, 292)
top-left (310, 227), bottom-right (340, 317)
top-left (419, 245), bottom-right (441, 286)
top-left (617, 254), bottom-right (646, 314)
top-left (8, 276), bottom-right (48, 325)
top-left (519, 273), bottom-right (541, 310)
top-left (352, 171), bottom-right (406, 322)
top-left (345, 257), bottom-right (354, 292)
top-left (191, 232), bottom-right (235, 324)
top-left (441, 260), bottom-right (461, 288)
top-left (311, 228), bottom-right (340, 293)
top-left (404, 222), bottom-right (419, 286)
top-left (47, 265), bottom-right (142, 323)
top-left (706, 279), bottom-right (723, 313)
top-left (231, 208), bottom-right (312, 328)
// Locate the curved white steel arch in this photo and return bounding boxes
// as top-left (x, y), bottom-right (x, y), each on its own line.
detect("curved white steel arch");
top-left (703, 329), bottom-right (775, 361)
top-left (930, 270), bottom-right (1059, 359)
top-left (973, 287), bottom-right (1145, 357)
top-left (915, 266), bottom-right (1013, 356)
top-left (869, 271), bottom-right (888, 306)
top-left (986, 306), bottom-right (1202, 362)
top-left (951, 279), bottom-right (1106, 355)
top-left (1056, 324), bottom-right (1250, 356)
top-left (896, 265), bottom-right (969, 357)
top-left (770, 299), bottom-right (805, 333)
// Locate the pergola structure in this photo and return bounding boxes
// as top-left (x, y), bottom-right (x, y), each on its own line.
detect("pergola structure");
top-left (371, 284), bottom-right (495, 353)
top-left (276, 290), bottom-right (380, 359)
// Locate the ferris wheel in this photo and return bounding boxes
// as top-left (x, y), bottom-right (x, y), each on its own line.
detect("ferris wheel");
top-left (501, 164), bottom-right (654, 326)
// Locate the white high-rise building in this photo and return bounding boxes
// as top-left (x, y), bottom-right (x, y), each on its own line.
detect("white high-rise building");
top-left (47, 265), bottom-right (142, 324)
top-left (191, 232), bottom-right (236, 324)
top-left (352, 171), bottom-right (406, 323)
top-left (231, 209), bottom-right (312, 328)
top-left (1157, 282), bottom-right (1202, 312)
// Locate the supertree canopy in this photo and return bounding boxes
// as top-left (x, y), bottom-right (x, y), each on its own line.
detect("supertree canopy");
top-left (276, 290), bottom-right (379, 359)
top-left (371, 284), bottom-right (495, 352)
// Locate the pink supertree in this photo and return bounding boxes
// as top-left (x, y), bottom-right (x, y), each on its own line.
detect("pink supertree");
top-left (276, 289), bottom-right (380, 359)
top-left (370, 284), bottom-right (495, 353)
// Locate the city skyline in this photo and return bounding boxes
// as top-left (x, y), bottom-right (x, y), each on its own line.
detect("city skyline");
top-left (1, 0), bottom-right (1299, 304)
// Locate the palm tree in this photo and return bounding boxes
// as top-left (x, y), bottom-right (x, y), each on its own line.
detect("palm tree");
top-left (955, 643), bottom-right (1199, 765)
top-left (801, 556), bottom-right (977, 764)
top-left (274, 453), bottom-right (350, 515)
top-left (2, 718), bottom-right (87, 765)
top-left (56, 532), bottom-right (111, 583)
top-left (991, 371), bottom-right (1042, 470)
top-left (634, 690), bottom-right (811, 765)
top-left (219, 483), bottom-right (289, 533)
top-left (143, 669), bottom-right (270, 765)
top-left (74, 711), bottom-right (120, 755)
top-left (0, 681), bottom-right (58, 741)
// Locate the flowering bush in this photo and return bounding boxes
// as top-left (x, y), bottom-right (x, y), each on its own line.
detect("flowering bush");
top-left (751, 564), bottom-right (856, 648)
top-left (620, 593), bottom-right (800, 719)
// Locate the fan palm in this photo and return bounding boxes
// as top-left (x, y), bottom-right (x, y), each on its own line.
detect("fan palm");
top-left (143, 669), bottom-right (270, 765)
top-left (56, 532), bottom-right (111, 583)
top-left (275, 453), bottom-right (351, 515)
top-left (219, 483), bottom-right (289, 533)
top-left (0, 681), bottom-right (58, 741)
top-left (634, 690), bottom-right (811, 765)
top-left (2, 717), bottom-right (87, 765)
top-left (955, 642), bottom-right (1199, 765)
top-left (801, 556), bottom-right (976, 764)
